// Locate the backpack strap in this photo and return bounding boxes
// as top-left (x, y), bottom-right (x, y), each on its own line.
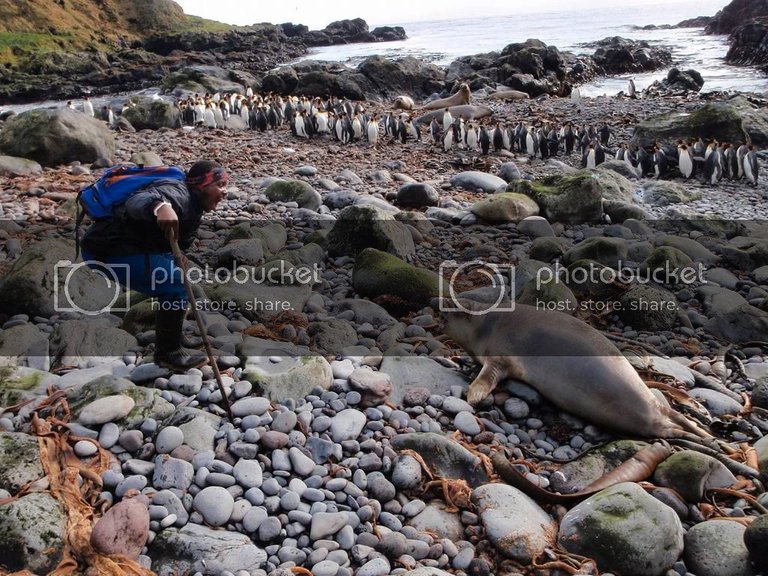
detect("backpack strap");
top-left (74, 189), bottom-right (85, 260)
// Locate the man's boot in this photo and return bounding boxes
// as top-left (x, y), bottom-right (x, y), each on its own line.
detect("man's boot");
top-left (154, 308), bottom-right (208, 371)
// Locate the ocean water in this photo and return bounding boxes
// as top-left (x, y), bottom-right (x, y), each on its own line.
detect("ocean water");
top-left (296, 0), bottom-right (768, 96)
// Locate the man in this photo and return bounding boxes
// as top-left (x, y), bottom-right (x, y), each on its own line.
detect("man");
top-left (80, 160), bottom-right (229, 370)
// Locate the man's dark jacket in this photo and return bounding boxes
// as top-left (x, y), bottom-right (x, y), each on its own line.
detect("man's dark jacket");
top-left (81, 180), bottom-right (203, 257)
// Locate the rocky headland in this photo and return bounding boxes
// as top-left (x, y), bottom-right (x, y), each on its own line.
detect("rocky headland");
top-left (1, 1), bottom-right (768, 575)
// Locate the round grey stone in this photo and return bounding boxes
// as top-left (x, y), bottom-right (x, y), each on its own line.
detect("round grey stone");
top-left (155, 426), bottom-right (184, 454)
top-left (78, 395), bottom-right (135, 425)
top-left (193, 486), bottom-right (234, 527)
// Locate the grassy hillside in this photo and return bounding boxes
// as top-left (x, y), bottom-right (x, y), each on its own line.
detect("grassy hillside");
top-left (0, 0), bottom-right (230, 66)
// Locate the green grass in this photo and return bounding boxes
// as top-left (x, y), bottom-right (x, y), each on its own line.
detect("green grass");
top-left (181, 15), bottom-right (232, 33)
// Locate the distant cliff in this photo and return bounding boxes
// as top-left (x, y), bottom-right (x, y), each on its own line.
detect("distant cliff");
top-left (705, 0), bottom-right (768, 71)
top-left (0, 0), bottom-right (406, 104)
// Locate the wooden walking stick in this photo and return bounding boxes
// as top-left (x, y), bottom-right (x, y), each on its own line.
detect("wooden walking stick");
top-left (169, 237), bottom-right (234, 423)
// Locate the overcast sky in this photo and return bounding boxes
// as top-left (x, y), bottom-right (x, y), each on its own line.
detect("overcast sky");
top-left (175, 0), bottom-right (726, 30)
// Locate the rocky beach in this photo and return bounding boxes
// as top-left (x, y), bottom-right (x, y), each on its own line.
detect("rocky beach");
top-left (2, 1), bottom-right (768, 575)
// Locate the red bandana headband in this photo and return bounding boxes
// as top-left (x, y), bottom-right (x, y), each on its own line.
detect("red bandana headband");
top-left (187, 166), bottom-right (228, 188)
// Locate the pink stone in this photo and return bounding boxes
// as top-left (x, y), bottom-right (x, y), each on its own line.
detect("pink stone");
top-left (90, 496), bottom-right (150, 559)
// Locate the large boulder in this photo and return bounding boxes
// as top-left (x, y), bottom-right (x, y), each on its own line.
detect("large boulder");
top-left (509, 169), bottom-right (632, 224)
top-left (684, 520), bottom-right (754, 576)
top-left (726, 95), bottom-right (768, 146)
top-left (327, 205), bottom-right (415, 259)
top-left (726, 18), bottom-right (768, 72)
top-left (238, 338), bottom-right (333, 402)
top-left (0, 108), bottom-right (115, 167)
top-left (0, 432), bottom-right (45, 494)
top-left (449, 39), bottom-right (572, 97)
top-left (352, 248), bottom-right (439, 305)
top-left (122, 98), bottom-right (180, 130)
top-left (358, 55), bottom-right (446, 99)
top-left (150, 523), bottom-right (267, 576)
top-left (0, 239), bottom-right (126, 318)
top-left (470, 193), bottom-right (540, 223)
top-left (0, 493), bottom-right (67, 574)
top-left (558, 482), bottom-right (684, 576)
top-left (631, 103), bottom-right (749, 148)
top-left (0, 155), bottom-right (43, 177)
top-left (261, 66), bottom-right (299, 94)
top-left (265, 179), bottom-right (322, 211)
top-left (473, 483), bottom-right (557, 562)
top-left (589, 36), bottom-right (672, 73)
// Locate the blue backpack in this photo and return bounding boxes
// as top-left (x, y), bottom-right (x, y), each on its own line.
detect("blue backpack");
top-left (75, 164), bottom-right (186, 256)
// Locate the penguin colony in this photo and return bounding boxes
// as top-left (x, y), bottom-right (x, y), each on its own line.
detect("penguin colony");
top-left (123, 90), bottom-right (762, 188)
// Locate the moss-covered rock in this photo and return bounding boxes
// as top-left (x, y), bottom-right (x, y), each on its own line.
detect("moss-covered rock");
top-left (327, 205), bottom-right (414, 259)
top-left (509, 169), bottom-right (631, 224)
top-left (352, 248), bottom-right (439, 304)
top-left (603, 200), bottom-right (649, 223)
top-left (685, 520), bottom-right (753, 576)
top-left (470, 192), bottom-right (539, 223)
top-left (238, 337), bottom-right (332, 402)
top-left (640, 181), bottom-right (701, 206)
top-left (0, 155), bottom-right (43, 177)
top-left (0, 324), bottom-right (49, 364)
top-left (223, 222), bottom-right (287, 256)
top-left (516, 277), bottom-right (578, 314)
top-left (563, 258), bottom-right (624, 301)
top-left (393, 211), bottom-right (435, 234)
top-left (0, 432), bottom-right (45, 494)
top-left (652, 450), bottom-right (737, 502)
top-left (265, 179), bottom-right (322, 211)
top-left (596, 160), bottom-right (640, 180)
top-left (616, 283), bottom-right (679, 331)
top-left (558, 482), bottom-right (684, 576)
top-left (0, 493), bottom-right (66, 574)
top-left (0, 108), bottom-right (115, 166)
top-left (123, 99), bottom-right (180, 130)
top-left (0, 239), bottom-right (124, 318)
top-left (529, 236), bottom-right (570, 262)
top-left (562, 237), bottom-right (629, 268)
top-left (631, 103), bottom-right (749, 148)
top-left (640, 246), bottom-right (695, 285)
top-left (66, 374), bottom-right (174, 430)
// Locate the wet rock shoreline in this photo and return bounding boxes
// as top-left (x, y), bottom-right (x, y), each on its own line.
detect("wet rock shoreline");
top-left (0, 85), bottom-right (768, 576)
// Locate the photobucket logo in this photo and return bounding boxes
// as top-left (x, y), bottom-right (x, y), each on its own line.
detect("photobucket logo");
top-left (536, 261), bottom-right (707, 289)
top-left (151, 260), bottom-right (322, 290)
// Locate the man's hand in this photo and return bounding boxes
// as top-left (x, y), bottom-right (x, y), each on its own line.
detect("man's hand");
top-left (155, 202), bottom-right (179, 242)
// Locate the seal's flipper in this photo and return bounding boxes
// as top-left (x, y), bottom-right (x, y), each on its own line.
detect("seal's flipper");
top-left (467, 360), bottom-right (502, 406)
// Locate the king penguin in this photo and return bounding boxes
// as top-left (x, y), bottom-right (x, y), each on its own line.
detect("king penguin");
top-left (678, 143), bottom-right (693, 179)
top-left (430, 117), bottom-right (441, 145)
top-left (743, 145), bottom-right (759, 187)
top-left (442, 108), bottom-right (453, 133)
top-left (82, 96), bottom-right (94, 117)
top-left (479, 126), bottom-right (490, 155)
top-left (367, 114), bottom-right (379, 147)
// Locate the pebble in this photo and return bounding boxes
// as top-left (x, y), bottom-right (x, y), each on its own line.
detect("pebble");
top-left (155, 426), bottom-right (184, 454)
top-left (78, 395), bottom-right (135, 425)
top-left (74, 440), bottom-right (98, 458)
top-left (193, 486), bottom-right (234, 527)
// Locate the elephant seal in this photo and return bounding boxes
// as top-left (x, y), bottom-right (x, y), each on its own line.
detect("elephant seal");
top-left (489, 89), bottom-right (530, 101)
top-left (393, 95), bottom-right (415, 110)
top-left (422, 83), bottom-right (471, 110)
top-left (416, 104), bottom-right (493, 127)
top-left (441, 298), bottom-right (712, 440)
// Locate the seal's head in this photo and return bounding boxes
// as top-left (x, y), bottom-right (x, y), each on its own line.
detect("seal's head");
top-left (435, 297), bottom-right (490, 352)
